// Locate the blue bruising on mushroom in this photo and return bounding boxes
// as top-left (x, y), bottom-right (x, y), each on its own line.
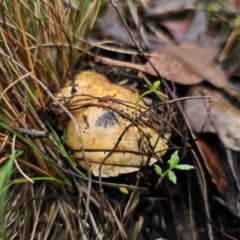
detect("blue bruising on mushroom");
top-left (96, 109), bottom-right (120, 128)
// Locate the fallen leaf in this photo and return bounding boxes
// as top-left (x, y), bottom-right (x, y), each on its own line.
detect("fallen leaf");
top-left (160, 17), bottom-right (192, 43)
top-left (95, 49), bottom-right (203, 85)
top-left (196, 134), bottom-right (232, 198)
top-left (96, 41), bottom-right (230, 87)
top-left (196, 134), bottom-right (240, 217)
top-left (164, 42), bottom-right (227, 88)
top-left (98, 2), bottom-right (162, 51)
top-left (184, 4), bottom-right (207, 42)
top-left (162, 43), bottom-right (238, 99)
top-left (147, 24), bottom-right (238, 93)
top-left (184, 84), bottom-right (240, 151)
top-left (145, 52), bottom-right (203, 84)
top-left (160, 4), bottom-right (206, 43)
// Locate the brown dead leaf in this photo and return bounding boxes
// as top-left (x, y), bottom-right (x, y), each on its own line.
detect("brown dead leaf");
top-left (144, 53), bottom-right (203, 84)
top-left (160, 4), bottom-right (206, 43)
top-left (96, 40), bottom-right (240, 103)
top-left (184, 84), bottom-right (240, 151)
top-left (164, 43), bottom-right (227, 88)
top-left (96, 42), bottom-right (222, 85)
top-left (196, 134), bottom-right (231, 198)
top-left (160, 17), bottom-right (192, 43)
top-left (164, 42), bottom-right (240, 99)
top-left (185, 4), bottom-right (207, 42)
top-left (98, 2), bottom-right (162, 51)
top-left (196, 134), bottom-right (240, 216)
top-left (95, 46), bottom-right (203, 85)
top-left (148, 23), bottom-right (236, 92)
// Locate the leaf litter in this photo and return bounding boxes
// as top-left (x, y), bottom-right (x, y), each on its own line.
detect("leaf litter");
top-left (184, 84), bottom-right (240, 151)
top-left (94, 0), bottom-right (240, 238)
top-left (2, 0), bottom-right (240, 239)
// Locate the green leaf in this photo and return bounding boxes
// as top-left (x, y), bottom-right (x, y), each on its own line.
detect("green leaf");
top-left (167, 151), bottom-right (179, 167)
top-left (152, 80), bottom-right (160, 90)
top-left (175, 164), bottom-right (195, 170)
top-left (154, 164), bottom-right (162, 176)
top-left (168, 170), bottom-right (177, 184)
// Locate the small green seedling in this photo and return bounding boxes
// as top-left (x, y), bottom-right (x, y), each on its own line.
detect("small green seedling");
top-left (134, 80), bottom-right (166, 118)
top-left (154, 150), bottom-right (194, 187)
top-left (206, 2), bottom-right (222, 20)
top-left (134, 80), bottom-right (166, 150)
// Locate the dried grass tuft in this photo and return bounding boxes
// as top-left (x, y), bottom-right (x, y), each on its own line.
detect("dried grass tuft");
top-left (0, 1), bottom-right (134, 239)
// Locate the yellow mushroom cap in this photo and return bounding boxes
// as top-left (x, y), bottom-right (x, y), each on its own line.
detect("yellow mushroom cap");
top-left (56, 71), bottom-right (169, 177)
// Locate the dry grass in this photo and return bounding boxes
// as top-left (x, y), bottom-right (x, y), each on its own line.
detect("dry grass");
top-left (0, 1), bottom-right (176, 239)
top-left (0, 1), bottom-right (133, 239)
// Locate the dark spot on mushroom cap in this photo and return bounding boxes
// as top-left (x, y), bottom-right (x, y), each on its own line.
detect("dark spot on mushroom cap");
top-left (71, 86), bottom-right (77, 94)
top-left (95, 109), bottom-right (120, 129)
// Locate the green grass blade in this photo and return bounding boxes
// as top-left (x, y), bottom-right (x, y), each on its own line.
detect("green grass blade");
top-left (0, 150), bottom-right (23, 237)
top-left (0, 123), bottom-right (72, 187)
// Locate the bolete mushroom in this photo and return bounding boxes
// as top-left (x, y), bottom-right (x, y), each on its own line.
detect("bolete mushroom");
top-left (55, 71), bottom-right (170, 177)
